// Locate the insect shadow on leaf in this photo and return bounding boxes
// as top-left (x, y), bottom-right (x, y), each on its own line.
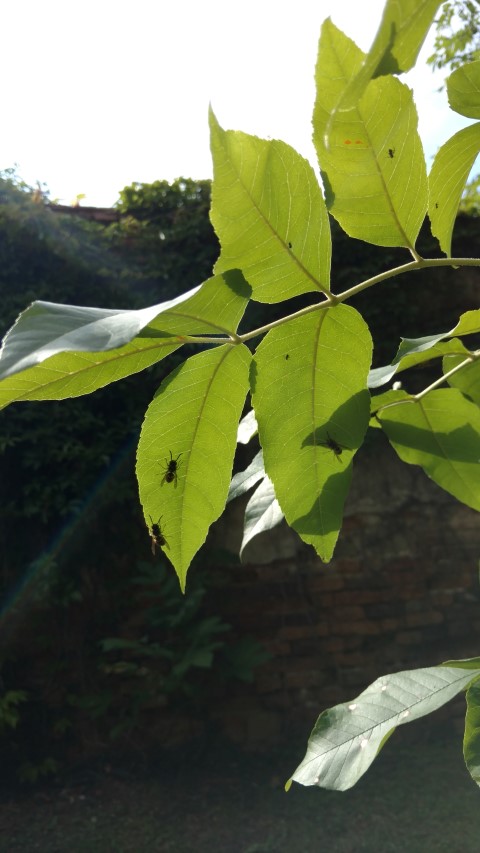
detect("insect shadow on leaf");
top-left (318, 433), bottom-right (346, 461)
top-left (161, 451), bottom-right (182, 487)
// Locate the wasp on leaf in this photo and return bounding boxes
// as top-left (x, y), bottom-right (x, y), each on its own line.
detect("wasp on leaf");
top-left (148, 515), bottom-right (169, 554)
top-left (161, 451), bottom-right (182, 487)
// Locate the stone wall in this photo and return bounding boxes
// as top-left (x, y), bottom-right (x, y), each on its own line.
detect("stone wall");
top-left (205, 434), bottom-right (480, 744)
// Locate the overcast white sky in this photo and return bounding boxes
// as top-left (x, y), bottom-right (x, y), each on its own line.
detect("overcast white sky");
top-left (2, 0), bottom-right (474, 206)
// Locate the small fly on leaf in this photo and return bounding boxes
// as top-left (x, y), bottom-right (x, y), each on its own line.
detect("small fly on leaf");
top-left (161, 451), bottom-right (182, 487)
top-left (148, 515), bottom-right (169, 554)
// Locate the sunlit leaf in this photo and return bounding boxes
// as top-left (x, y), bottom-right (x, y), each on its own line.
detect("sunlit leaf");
top-left (428, 123), bottom-right (480, 255)
top-left (290, 660), bottom-right (480, 791)
top-left (329, 0), bottom-right (442, 116)
top-left (210, 109), bottom-right (331, 302)
top-left (240, 476), bottom-right (284, 558)
top-left (136, 344), bottom-right (251, 590)
top-left (450, 309), bottom-right (480, 337)
top-left (464, 680), bottom-right (480, 786)
top-left (377, 388), bottom-right (480, 510)
top-left (447, 60), bottom-right (480, 119)
top-left (252, 305), bottom-right (372, 562)
top-left (0, 341), bottom-right (182, 411)
top-left (314, 21), bottom-right (427, 248)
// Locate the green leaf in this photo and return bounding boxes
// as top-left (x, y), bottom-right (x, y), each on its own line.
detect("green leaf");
top-left (251, 305), bottom-right (372, 562)
top-left (290, 660), bottom-right (480, 791)
top-left (0, 271), bottom-right (250, 409)
top-left (240, 476), bottom-right (284, 558)
top-left (136, 344), bottom-right (251, 591)
top-left (443, 355), bottom-right (480, 405)
top-left (447, 60), bottom-right (480, 119)
top-left (145, 268), bottom-right (252, 337)
top-left (450, 309), bottom-right (480, 337)
top-left (377, 388), bottom-right (480, 511)
top-left (0, 342), bottom-right (181, 410)
top-left (428, 123), bottom-right (480, 255)
top-left (328, 0), bottom-right (442, 116)
top-left (464, 680), bottom-right (480, 786)
top-left (209, 109), bottom-right (331, 302)
top-left (313, 21), bottom-right (427, 248)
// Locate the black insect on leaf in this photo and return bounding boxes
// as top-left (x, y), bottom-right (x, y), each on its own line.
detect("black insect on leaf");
top-left (388, 147), bottom-right (395, 159)
top-left (148, 515), bottom-right (169, 554)
top-left (161, 451), bottom-right (182, 487)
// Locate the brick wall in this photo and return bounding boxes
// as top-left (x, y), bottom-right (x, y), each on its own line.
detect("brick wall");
top-left (205, 435), bottom-right (480, 744)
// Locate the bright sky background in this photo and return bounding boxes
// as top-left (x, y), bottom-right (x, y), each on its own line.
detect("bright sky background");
top-left (2, 0), bottom-right (473, 207)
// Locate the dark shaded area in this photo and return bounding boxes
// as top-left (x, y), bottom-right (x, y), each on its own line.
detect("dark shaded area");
top-left (0, 171), bottom-right (478, 786)
top-left (1, 721), bottom-right (480, 852)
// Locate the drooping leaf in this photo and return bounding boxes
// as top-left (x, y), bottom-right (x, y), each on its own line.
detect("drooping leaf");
top-left (377, 388), bottom-right (480, 510)
top-left (464, 679), bottom-right (480, 786)
top-left (227, 450), bottom-right (265, 503)
top-left (368, 337), bottom-right (470, 388)
top-left (136, 344), bottom-right (251, 590)
top-left (240, 476), bottom-right (284, 558)
top-left (368, 311), bottom-right (480, 388)
top-left (313, 21), bottom-right (427, 248)
top-left (447, 60), bottom-right (480, 119)
top-left (290, 660), bottom-right (480, 791)
top-left (209, 109), bottom-right (331, 302)
top-left (327, 0), bottom-right (442, 117)
top-left (251, 305), bottom-right (372, 562)
top-left (428, 123), bottom-right (480, 255)
top-left (0, 271), bottom-right (251, 409)
top-left (236, 409), bottom-right (258, 444)
top-left (443, 355), bottom-right (480, 405)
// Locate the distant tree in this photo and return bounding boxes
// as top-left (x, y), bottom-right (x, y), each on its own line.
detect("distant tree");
top-left (428, 0), bottom-right (480, 72)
